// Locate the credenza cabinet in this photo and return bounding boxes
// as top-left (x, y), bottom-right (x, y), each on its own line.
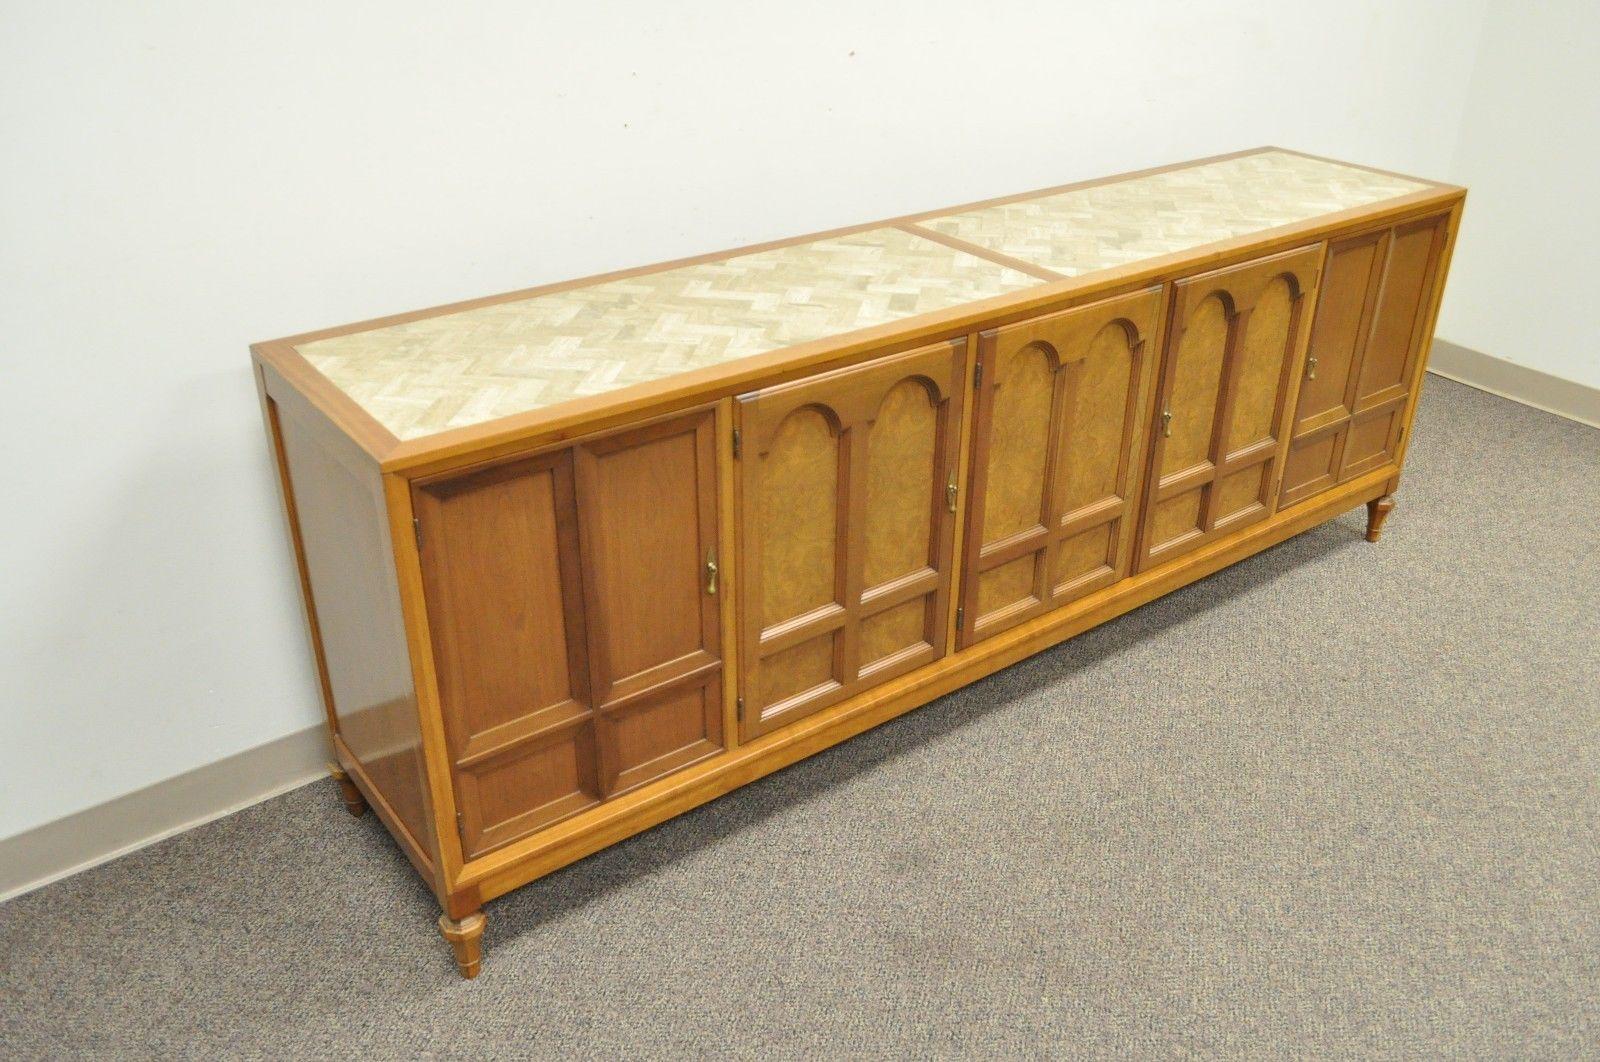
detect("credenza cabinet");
top-left (253, 149), bottom-right (1463, 977)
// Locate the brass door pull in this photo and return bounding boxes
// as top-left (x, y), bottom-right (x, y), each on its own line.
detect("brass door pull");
top-left (946, 473), bottom-right (958, 513)
top-left (1161, 410), bottom-right (1173, 437)
top-left (1307, 355), bottom-right (1319, 380)
top-left (705, 550), bottom-right (718, 595)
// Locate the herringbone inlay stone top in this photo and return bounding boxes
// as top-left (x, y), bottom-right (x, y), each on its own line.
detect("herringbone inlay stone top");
top-left (919, 151), bottom-right (1425, 277)
top-left (299, 227), bottom-right (1037, 440)
top-left (296, 151), bottom-right (1427, 441)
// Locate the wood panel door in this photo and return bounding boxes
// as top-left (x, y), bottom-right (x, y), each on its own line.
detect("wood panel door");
top-left (1136, 245), bottom-right (1322, 571)
top-left (957, 287), bottom-right (1164, 648)
top-left (413, 409), bottom-right (724, 860)
top-left (736, 340), bottom-right (965, 739)
top-left (1279, 213), bottom-right (1452, 506)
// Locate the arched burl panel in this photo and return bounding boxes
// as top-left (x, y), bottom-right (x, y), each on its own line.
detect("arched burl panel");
top-left (958, 286), bottom-right (1165, 648)
top-left (1136, 245), bottom-right (1322, 571)
top-left (736, 340), bottom-right (965, 738)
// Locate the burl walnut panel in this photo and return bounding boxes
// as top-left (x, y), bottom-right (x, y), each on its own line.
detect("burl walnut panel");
top-left (736, 340), bottom-right (965, 739)
top-left (959, 287), bottom-right (1164, 647)
top-left (1136, 245), bottom-right (1322, 570)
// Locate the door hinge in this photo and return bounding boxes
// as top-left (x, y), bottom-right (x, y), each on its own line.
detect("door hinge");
top-left (412, 516), bottom-right (423, 551)
top-left (732, 427), bottom-right (742, 459)
top-left (455, 810), bottom-right (464, 835)
top-left (973, 362), bottom-right (983, 389)
top-left (955, 606), bottom-right (965, 631)
top-left (736, 696), bottom-right (745, 722)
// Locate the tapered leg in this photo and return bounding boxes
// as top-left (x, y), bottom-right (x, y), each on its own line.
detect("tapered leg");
top-left (439, 912), bottom-right (487, 979)
top-left (328, 763), bottom-right (367, 817)
top-left (1365, 494), bottom-right (1396, 543)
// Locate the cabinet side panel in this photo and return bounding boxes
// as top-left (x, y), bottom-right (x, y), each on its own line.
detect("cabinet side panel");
top-left (272, 398), bottom-right (433, 860)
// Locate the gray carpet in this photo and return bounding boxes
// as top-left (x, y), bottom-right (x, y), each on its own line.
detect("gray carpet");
top-left (3, 376), bottom-right (1597, 1059)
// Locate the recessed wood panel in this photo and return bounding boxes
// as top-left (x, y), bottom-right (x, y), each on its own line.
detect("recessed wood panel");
top-left (605, 680), bottom-right (722, 795)
top-left (760, 408), bottom-right (841, 625)
top-left (1341, 408), bottom-right (1401, 474)
top-left (759, 633), bottom-right (839, 711)
top-left (1051, 523), bottom-right (1114, 591)
top-left (859, 599), bottom-right (930, 670)
top-left (864, 379), bottom-right (939, 588)
top-left (1293, 231), bottom-right (1383, 427)
top-left (463, 723), bottom-right (599, 854)
top-left (1060, 325), bottom-right (1137, 514)
top-left (1228, 278), bottom-right (1295, 450)
top-left (960, 287), bottom-right (1163, 646)
top-left (1213, 465), bottom-right (1267, 526)
top-left (416, 455), bottom-right (588, 755)
top-left (982, 344), bottom-right (1058, 541)
top-left (1163, 296), bottom-right (1230, 472)
top-left (979, 553), bottom-right (1040, 618)
top-left (578, 428), bottom-right (705, 683)
top-left (1356, 216), bottom-right (1448, 402)
top-left (738, 339), bottom-right (964, 738)
top-left (1279, 431), bottom-right (1339, 507)
top-left (1150, 490), bottom-right (1203, 549)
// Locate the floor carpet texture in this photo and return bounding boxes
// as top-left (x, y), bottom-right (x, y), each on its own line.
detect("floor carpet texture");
top-left (2, 377), bottom-right (1597, 1058)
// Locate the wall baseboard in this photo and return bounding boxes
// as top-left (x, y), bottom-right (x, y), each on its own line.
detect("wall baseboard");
top-left (1429, 339), bottom-right (1600, 428)
top-left (0, 724), bottom-right (329, 904)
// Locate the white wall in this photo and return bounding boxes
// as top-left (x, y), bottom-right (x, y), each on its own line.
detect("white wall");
top-left (1434, 1), bottom-right (1600, 390)
top-left (0, 0), bottom-right (1487, 842)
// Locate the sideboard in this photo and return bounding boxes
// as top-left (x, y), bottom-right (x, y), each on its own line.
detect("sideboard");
top-left (252, 148), bottom-right (1464, 977)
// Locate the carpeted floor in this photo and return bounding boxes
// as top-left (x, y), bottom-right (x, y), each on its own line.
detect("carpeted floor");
top-left (2, 376), bottom-right (1597, 1059)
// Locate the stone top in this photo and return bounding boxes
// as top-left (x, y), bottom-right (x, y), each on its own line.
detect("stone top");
top-left (295, 150), bottom-right (1428, 441)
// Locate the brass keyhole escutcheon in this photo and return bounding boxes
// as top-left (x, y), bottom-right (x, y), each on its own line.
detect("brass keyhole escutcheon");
top-left (1161, 409), bottom-right (1173, 438)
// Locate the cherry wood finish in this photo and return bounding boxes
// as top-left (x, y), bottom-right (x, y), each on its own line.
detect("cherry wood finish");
top-left (958, 287), bottom-right (1164, 646)
top-left (252, 157), bottom-right (1463, 978)
top-left (1279, 213), bottom-right (1452, 507)
top-left (411, 409), bottom-right (724, 860)
top-left (734, 340), bottom-right (966, 739)
top-left (1135, 245), bottom-right (1322, 571)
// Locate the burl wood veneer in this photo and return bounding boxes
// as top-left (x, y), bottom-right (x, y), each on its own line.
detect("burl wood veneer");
top-left (252, 148), bottom-right (1463, 977)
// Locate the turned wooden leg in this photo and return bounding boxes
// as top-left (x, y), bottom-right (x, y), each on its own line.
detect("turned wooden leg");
top-left (439, 912), bottom-right (487, 979)
top-left (328, 763), bottom-right (367, 817)
top-left (1365, 494), bottom-right (1396, 543)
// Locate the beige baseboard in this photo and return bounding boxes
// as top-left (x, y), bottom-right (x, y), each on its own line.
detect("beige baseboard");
top-left (1429, 339), bottom-right (1600, 428)
top-left (0, 724), bottom-right (329, 904)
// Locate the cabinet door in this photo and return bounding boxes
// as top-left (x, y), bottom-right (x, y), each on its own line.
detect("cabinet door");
top-left (736, 340), bottom-right (965, 739)
top-left (958, 287), bottom-right (1163, 647)
top-left (1279, 213), bottom-right (1451, 506)
top-left (414, 409), bottom-right (724, 860)
top-left (1136, 245), bottom-right (1321, 571)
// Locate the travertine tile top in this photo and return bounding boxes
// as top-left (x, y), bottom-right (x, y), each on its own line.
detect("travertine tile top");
top-left (919, 151), bottom-right (1426, 277)
top-left (297, 227), bottom-right (1040, 440)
